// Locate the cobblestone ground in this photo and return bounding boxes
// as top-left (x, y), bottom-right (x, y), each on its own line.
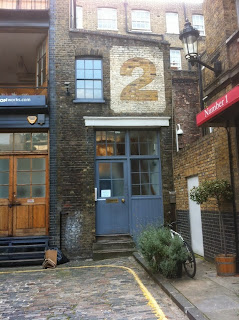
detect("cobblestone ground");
top-left (0, 256), bottom-right (188, 320)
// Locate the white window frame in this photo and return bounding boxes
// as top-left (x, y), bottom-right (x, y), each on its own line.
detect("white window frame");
top-left (192, 14), bottom-right (205, 36)
top-left (166, 12), bottom-right (179, 34)
top-left (76, 6), bottom-right (83, 29)
top-left (75, 58), bottom-right (104, 102)
top-left (236, 0), bottom-right (239, 27)
top-left (131, 10), bottom-right (151, 31)
top-left (37, 39), bottom-right (47, 86)
top-left (97, 8), bottom-right (117, 30)
top-left (170, 50), bottom-right (182, 70)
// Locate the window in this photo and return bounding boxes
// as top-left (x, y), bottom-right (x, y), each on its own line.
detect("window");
top-left (97, 8), bottom-right (117, 30)
top-left (76, 58), bottom-right (103, 101)
top-left (192, 14), bottom-right (205, 36)
top-left (37, 39), bottom-right (47, 86)
top-left (76, 6), bottom-right (83, 29)
top-left (170, 50), bottom-right (181, 70)
top-left (0, 133), bottom-right (48, 152)
top-left (166, 12), bottom-right (179, 34)
top-left (130, 131), bottom-right (159, 196)
top-left (96, 131), bottom-right (125, 156)
top-left (131, 10), bottom-right (151, 31)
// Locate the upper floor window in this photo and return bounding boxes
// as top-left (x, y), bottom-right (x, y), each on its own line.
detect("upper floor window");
top-left (97, 8), bottom-right (117, 30)
top-left (76, 6), bottom-right (83, 29)
top-left (192, 14), bottom-right (205, 36)
top-left (170, 50), bottom-right (181, 70)
top-left (166, 12), bottom-right (179, 34)
top-left (75, 58), bottom-right (103, 101)
top-left (131, 10), bottom-right (151, 31)
top-left (37, 39), bottom-right (47, 87)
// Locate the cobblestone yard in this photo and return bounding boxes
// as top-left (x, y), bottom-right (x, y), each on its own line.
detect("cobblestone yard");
top-left (0, 257), bottom-right (187, 320)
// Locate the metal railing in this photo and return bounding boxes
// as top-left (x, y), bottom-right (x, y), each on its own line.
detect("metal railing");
top-left (0, 0), bottom-right (49, 10)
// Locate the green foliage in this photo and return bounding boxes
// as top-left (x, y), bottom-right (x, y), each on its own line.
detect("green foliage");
top-left (189, 179), bottom-right (233, 256)
top-left (139, 226), bottom-right (187, 277)
top-left (190, 179), bottom-right (233, 205)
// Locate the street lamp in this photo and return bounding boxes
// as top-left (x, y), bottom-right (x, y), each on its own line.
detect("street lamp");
top-left (179, 19), bottom-right (222, 77)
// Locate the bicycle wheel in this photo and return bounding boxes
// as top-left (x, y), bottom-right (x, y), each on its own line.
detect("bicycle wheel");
top-left (183, 241), bottom-right (196, 278)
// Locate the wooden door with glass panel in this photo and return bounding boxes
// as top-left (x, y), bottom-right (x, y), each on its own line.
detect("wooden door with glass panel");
top-left (0, 132), bottom-right (49, 237)
top-left (13, 155), bottom-right (48, 236)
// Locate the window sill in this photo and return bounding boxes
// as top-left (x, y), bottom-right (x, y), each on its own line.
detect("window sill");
top-left (73, 99), bottom-right (105, 104)
top-left (131, 29), bottom-right (152, 33)
top-left (97, 28), bottom-right (118, 31)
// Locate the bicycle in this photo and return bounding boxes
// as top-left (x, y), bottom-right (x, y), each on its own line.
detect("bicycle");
top-left (167, 222), bottom-right (196, 278)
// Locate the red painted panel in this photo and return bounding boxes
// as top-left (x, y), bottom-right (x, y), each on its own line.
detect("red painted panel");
top-left (196, 85), bottom-right (239, 126)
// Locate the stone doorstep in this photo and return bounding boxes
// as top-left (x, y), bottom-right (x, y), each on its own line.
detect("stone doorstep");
top-left (133, 252), bottom-right (208, 320)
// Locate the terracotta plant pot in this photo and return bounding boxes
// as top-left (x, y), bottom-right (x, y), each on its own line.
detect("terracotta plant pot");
top-left (215, 254), bottom-right (236, 276)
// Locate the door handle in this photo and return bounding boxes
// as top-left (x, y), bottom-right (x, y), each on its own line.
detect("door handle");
top-left (14, 202), bottom-right (21, 206)
top-left (121, 198), bottom-right (125, 203)
top-left (8, 202), bottom-right (21, 208)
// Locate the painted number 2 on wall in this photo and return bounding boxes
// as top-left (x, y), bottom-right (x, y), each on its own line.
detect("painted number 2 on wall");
top-left (120, 58), bottom-right (158, 101)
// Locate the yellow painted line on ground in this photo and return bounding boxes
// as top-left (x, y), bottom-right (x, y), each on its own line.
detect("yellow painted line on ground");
top-left (0, 265), bottom-right (167, 320)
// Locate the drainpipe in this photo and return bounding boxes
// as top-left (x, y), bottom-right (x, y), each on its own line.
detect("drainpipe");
top-left (226, 126), bottom-right (239, 273)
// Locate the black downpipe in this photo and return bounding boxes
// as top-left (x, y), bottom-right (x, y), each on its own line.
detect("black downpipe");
top-left (226, 126), bottom-right (239, 273)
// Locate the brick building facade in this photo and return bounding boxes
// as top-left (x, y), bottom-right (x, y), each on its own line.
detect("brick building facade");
top-left (48, 0), bottom-right (204, 258)
top-left (174, 0), bottom-right (239, 264)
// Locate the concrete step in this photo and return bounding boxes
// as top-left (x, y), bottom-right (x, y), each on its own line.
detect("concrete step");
top-left (93, 240), bottom-right (135, 251)
top-left (93, 248), bottom-right (136, 260)
top-left (93, 235), bottom-right (136, 260)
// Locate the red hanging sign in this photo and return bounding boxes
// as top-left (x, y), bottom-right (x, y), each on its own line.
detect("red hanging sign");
top-left (196, 85), bottom-right (239, 126)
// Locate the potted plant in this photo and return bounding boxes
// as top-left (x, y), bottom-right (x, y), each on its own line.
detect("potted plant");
top-left (189, 179), bottom-right (235, 276)
top-left (139, 226), bottom-right (187, 278)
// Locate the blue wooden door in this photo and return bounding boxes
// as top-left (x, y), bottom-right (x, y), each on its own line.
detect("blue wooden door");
top-left (96, 160), bottom-right (129, 235)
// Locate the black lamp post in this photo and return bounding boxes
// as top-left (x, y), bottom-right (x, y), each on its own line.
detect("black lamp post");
top-left (179, 19), bottom-right (222, 77)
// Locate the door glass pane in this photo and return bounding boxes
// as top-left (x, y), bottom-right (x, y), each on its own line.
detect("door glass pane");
top-left (0, 134), bottom-right (13, 151)
top-left (17, 159), bottom-right (30, 171)
top-left (112, 180), bottom-right (124, 196)
top-left (17, 172), bottom-right (30, 184)
top-left (17, 185), bottom-right (30, 198)
top-left (0, 172), bottom-right (8, 184)
top-left (14, 133), bottom-right (31, 151)
top-left (0, 159), bottom-right (9, 171)
top-left (99, 163), bottom-right (110, 179)
top-left (0, 186), bottom-right (8, 198)
top-left (142, 184), bottom-right (150, 195)
top-left (32, 133), bottom-right (48, 151)
top-left (32, 185), bottom-right (45, 197)
top-left (99, 180), bottom-right (111, 197)
top-left (131, 159), bottom-right (159, 196)
top-left (32, 172), bottom-right (45, 184)
top-left (112, 163), bottom-right (123, 179)
top-left (32, 158), bottom-right (45, 170)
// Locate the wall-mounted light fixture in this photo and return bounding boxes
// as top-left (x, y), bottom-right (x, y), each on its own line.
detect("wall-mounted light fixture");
top-left (64, 82), bottom-right (70, 96)
top-left (179, 19), bottom-right (222, 77)
top-left (176, 124), bottom-right (184, 152)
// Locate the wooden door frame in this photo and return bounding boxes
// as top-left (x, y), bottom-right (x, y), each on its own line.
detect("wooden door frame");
top-left (0, 153), bottom-right (49, 237)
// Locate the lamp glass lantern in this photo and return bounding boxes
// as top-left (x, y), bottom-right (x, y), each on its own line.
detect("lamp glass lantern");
top-left (179, 19), bottom-right (200, 61)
